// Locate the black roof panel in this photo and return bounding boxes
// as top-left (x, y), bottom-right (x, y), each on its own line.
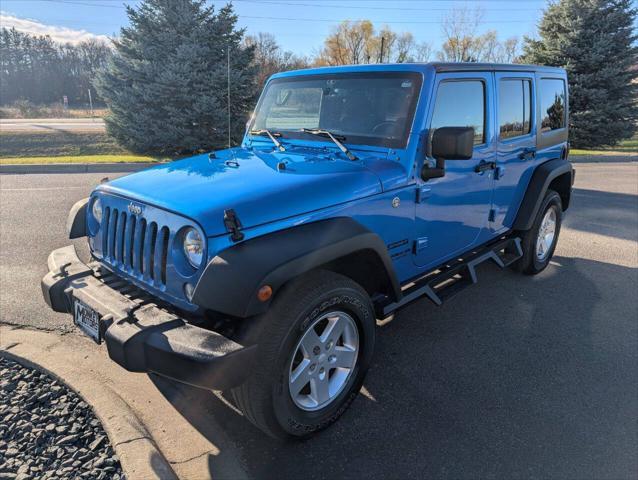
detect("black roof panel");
top-left (427, 62), bottom-right (565, 73)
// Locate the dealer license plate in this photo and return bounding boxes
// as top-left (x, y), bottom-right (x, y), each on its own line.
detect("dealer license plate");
top-left (74, 299), bottom-right (101, 343)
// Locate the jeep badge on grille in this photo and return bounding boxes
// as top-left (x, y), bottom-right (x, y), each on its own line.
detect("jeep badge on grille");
top-left (127, 203), bottom-right (143, 215)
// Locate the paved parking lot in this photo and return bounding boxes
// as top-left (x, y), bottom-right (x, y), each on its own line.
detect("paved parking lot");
top-left (1, 162), bottom-right (637, 479)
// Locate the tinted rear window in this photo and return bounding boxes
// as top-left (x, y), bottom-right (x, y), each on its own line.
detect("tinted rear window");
top-left (540, 78), bottom-right (566, 132)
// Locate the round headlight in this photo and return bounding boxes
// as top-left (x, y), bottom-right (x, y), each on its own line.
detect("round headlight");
top-left (183, 228), bottom-right (203, 268)
top-left (91, 197), bottom-right (102, 224)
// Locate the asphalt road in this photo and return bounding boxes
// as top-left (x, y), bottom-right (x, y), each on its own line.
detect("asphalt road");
top-left (0, 118), bottom-right (105, 133)
top-left (1, 162), bottom-right (637, 479)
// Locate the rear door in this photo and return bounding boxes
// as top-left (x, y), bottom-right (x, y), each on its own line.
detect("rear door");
top-left (491, 72), bottom-right (536, 232)
top-left (414, 72), bottom-right (495, 269)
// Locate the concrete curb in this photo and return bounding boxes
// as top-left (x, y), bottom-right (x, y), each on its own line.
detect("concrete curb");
top-left (0, 337), bottom-right (177, 480)
top-left (0, 162), bottom-right (162, 174)
top-left (0, 325), bottom-right (248, 480)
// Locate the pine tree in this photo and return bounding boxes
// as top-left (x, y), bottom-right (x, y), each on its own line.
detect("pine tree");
top-left (95, 1), bottom-right (256, 156)
top-left (521, 0), bottom-right (637, 148)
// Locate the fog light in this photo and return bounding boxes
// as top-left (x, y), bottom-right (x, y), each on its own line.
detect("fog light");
top-left (257, 285), bottom-right (272, 302)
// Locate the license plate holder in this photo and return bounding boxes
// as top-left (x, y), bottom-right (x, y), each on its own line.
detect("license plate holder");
top-left (74, 299), bottom-right (101, 344)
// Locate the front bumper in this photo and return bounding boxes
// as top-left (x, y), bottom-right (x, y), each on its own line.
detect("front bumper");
top-left (41, 245), bottom-right (256, 391)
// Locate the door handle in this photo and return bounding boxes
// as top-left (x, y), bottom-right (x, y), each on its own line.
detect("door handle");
top-left (519, 147), bottom-right (536, 160)
top-left (474, 161), bottom-right (496, 173)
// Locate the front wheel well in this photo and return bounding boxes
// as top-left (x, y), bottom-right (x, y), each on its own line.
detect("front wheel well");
top-left (317, 249), bottom-right (396, 301)
top-left (548, 171), bottom-right (572, 211)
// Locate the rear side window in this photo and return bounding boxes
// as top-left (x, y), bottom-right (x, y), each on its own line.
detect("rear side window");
top-left (431, 80), bottom-right (485, 145)
top-left (499, 79), bottom-right (532, 139)
top-left (540, 78), bottom-right (566, 132)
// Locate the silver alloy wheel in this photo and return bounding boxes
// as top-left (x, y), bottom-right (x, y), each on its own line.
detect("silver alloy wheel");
top-left (536, 207), bottom-right (557, 260)
top-left (288, 311), bottom-right (359, 411)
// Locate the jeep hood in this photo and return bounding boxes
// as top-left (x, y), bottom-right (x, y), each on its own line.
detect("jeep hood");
top-left (98, 147), bottom-right (400, 237)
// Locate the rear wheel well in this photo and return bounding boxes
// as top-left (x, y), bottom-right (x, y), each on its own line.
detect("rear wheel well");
top-left (548, 171), bottom-right (572, 211)
top-left (318, 249), bottom-right (395, 301)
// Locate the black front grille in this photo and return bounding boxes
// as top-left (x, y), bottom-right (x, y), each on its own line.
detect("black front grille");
top-left (101, 207), bottom-right (169, 286)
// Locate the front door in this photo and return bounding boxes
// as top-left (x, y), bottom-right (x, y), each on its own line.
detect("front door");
top-left (414, 73), bottom-right (495, 269)
top-left (491, 71), bottom-right (537, 232)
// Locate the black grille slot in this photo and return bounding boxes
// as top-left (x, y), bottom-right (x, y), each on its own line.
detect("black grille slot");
top-left (117, 211), bottom-right (126, 263)
top-left (102, 206), bottom-right (110, 254)
top-left (148, 222), bottom-right (158, 281)
top-left (127, 215), bottom-right (136, 269)
top-left (138, 218), bottom-right (146, 275)
top-left (109, 208), bottom-right (119, 261)
top-left (160, 226), bottom-right (169, 285)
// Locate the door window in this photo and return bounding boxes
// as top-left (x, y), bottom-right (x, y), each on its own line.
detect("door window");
top-left (540, 78), bottom-right (566, 132)
top-left (430, 80), bottom-right (485, 145)
top-left (498, 79), bottom-right (532, 139)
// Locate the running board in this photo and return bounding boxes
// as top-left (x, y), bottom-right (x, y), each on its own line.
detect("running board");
top-left (378, 237), bottom-right (522, 318)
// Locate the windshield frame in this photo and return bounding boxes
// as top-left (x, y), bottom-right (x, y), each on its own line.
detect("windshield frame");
top-left (248, 71), bottom-right (424, 150)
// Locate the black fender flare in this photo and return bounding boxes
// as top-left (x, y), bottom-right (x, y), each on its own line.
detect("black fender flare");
top-left (67, 198), bottom-right (88, 239)
top-left (513, 159), bottom-right (573, 231)
top-left (191, 217), bottom-right (401, 318)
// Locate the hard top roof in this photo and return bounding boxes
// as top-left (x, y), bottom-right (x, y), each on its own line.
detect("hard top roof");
top-left (270, 62), bottom-right (566, 80)
top-left (428, 62), bottom-right (565, 73)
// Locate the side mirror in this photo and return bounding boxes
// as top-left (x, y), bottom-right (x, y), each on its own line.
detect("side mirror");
top-left (421, 126), bottom-right (475, 181)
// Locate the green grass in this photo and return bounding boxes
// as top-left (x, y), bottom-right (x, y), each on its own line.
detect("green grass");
top-left (571, 135), bottom-right (638, 156)
top-left (0, 155), bottom-right (158, 165)
top-left (0, 131), bottom-right (130, 158)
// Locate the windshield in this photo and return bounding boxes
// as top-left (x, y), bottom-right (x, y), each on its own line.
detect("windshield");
top-left (250, 72), bottom-right (423, 149)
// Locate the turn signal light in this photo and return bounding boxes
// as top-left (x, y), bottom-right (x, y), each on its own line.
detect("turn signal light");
top-left (257, 285), bottom-right (273, 302)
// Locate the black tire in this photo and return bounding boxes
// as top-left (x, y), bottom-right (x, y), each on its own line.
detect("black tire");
top-left (514, 189), bottom-right (563, 275)
top-left (231, 270), bottom-right (376, 439)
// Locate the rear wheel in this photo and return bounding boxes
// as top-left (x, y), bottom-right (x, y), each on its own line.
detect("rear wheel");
top-left (232, 270), bottom-right (375, 439)
top-left (514, 189), bottom-right (563, 275)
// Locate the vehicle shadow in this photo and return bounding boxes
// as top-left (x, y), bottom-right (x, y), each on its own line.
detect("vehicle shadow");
top-left (150, 256), bottom-right (638, 480)
top-left (565, 188), bottom-right (638, 241)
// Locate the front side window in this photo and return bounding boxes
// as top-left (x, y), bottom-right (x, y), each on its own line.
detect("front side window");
top-left (251, 72), bottom-right (422, 149)
top-left (540, 78), bottom-right (566, 132)
top-left (430, 80), bottom-right (485, 145)
top-left (499, 79), bottom-right (532, 139)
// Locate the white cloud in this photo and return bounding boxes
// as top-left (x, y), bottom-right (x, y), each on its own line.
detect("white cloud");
top-left (0, 13), bottom-right (111, 45)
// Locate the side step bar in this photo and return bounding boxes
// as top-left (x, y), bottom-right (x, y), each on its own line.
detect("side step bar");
top-left (378, 237), bottom-right (522, 318)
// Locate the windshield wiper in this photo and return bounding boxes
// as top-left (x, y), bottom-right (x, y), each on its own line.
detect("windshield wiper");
top-left (250, 129), bottom-right (286, 152)
top-left (299, 128), bottom-right (358, 161)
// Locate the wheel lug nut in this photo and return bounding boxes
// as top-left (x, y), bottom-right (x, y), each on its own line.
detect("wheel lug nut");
top-left (329, 355), bottom-right (336, 363)
top-left (309, 363), bottom-right (316, 372)
top-left (326, 341), bottom-right (333, 350)
top-left (313, 346), bottom-right (320, 355)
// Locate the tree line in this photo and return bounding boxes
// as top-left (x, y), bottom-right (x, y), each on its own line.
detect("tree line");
top-left (0, 5), bottom-right (527, 109)
top-left (0, 28), bottom-right (111, 107)
top-left (0, 0), bottom-right (635, 149)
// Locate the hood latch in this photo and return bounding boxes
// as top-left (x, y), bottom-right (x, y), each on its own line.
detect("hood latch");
top-left (223, 209), bottom-right (244, 242)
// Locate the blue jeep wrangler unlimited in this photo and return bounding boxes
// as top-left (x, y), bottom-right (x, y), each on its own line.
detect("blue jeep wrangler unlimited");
top-left (43, 63), bottom-right (573, 439)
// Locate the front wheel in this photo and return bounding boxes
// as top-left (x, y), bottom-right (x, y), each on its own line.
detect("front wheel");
top-left (514, 189), bottom-right (563, 275)
top-left (232, 270), bottom-right (375, 439)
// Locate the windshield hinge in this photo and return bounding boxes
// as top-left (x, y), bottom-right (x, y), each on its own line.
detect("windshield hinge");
top-left (223, 209), bottom-right (244, 242)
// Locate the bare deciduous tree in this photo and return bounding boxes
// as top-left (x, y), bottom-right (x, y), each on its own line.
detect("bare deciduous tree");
top-left (437, 7), bottom-right (520, 62)
top-left (244, 32), bottom-right (309, 87)
top-left (315, 21), bottom-right (433, 65)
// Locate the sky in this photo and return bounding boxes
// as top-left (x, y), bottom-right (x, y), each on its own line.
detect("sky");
top-left (0, 0), bottom-right (558, 54)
